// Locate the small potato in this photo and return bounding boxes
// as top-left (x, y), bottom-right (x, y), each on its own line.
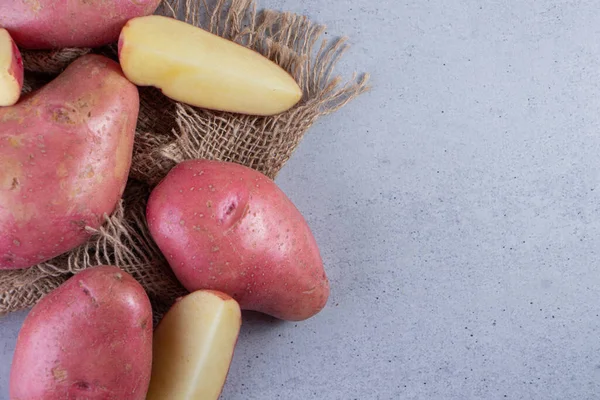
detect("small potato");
top-left (147, 290), bottom-right (242, 400)
top-left (119, 15), bottom-right (303, 116)
top-left (0, 55), bottom-right (139, 269)
top-left (0, 0), bottom-right (162, 49)
top-left (147, 159), bottom-right (330, 321)
top-left (10, 266), bottom-right (153, 400)
top-left (0, 28), bottom-right (23, 107)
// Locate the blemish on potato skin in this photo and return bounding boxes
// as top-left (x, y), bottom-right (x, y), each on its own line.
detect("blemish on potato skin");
top-left (52, 367), bottom-right (68, 382)
top-left (73, 381), bottom-right (92, 391)
top-left (8, 136), bottom-right (22, 148)
top-left (70, 220), bottom-right (87, 230)
top-left (2, 254), bottom-right (14, 265)
top-left (56, 163), bottom-right (69, 178)
top-left (1, 110), bottom-right (22, 123)
top-left (79, 165), bottom-right (95, 179)
top-left (51, 107), bottom-right (76, 125)
top-left (23, 0), bottom-right (42, 13)
top-left (10, 177), bottom-right (20, 190)
top-left (78, 281), bottom-right (98, 306)
top-left (90, 67), bottom-right (101, 76)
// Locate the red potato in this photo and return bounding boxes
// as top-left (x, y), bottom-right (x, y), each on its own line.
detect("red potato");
top-left (147, 160), bottom-right (330, 321)
top-left (10, 266), bottom-right (153, 400)
top-left (0, 54), bottom-right (139, 269)
top-left (0, 0), bottom-right (162, 49)
top-left (0, 28), bottom-right (23, 107)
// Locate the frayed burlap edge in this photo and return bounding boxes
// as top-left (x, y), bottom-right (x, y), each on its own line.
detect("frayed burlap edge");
top-left (0, 181), bottom-right (187, 323)
top-left (132, 0), bottom-right (370, 185)
top-left (0, 0), bottom-right (370, 321)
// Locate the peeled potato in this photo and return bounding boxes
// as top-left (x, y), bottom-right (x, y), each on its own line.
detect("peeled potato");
top-left (146, 290), bottom-right (242, 400)
top-left (118, 15), bottom-right (303, 116)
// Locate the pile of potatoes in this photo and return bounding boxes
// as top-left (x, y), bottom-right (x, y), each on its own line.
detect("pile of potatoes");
top-left (0, 1), bottom-right (330, 399)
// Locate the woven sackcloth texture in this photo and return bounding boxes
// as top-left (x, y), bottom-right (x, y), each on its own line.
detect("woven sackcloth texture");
top-left (0, 0), bottom-right (369, 322)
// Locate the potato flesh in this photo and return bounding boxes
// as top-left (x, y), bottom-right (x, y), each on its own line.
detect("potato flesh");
top-left (0, 29), bottom-right (22, 106)
top-left (147, 290), bottom-right (242, 400)
top-left (119, 15), bottom-right (303, 116)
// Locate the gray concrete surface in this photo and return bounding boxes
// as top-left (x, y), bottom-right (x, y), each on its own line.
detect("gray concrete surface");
top-left (2, 0), bottom-right (600, 399)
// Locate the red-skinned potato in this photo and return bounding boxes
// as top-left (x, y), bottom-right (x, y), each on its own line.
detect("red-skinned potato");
top-left (0, 54), bottom-right (139, 269)
top-left (0, 28), bottom-right (23, 107)
top-left (146, 159), bottom-right (330, 321)
top-left (10, 266), bottom-right (153, 400)
top-left (0, 0), bottom-right (162, 49)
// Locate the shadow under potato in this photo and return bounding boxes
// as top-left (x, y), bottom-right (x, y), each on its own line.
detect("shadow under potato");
top-left (242, 310), bottom-right (286, 326)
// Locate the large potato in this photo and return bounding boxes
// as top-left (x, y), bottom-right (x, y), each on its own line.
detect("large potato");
top-left (0, 0), bottom-right (162, 49)
top-left (10, 266), bottom-right (153, 400)
top-left (147, 160), bottom-right (330, 321)
top-left (0, 54), bottom-right (138, 269)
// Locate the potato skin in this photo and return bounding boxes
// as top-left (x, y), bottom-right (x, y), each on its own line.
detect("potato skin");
top-left (0, 0), bottom-right (162, 49)
top-left (146, 160), bottom-right (330, 321)
top-left (7, 32), bottom-right (23, 90)
top-left (9, 266), bottom-right (153, 400)
top-left (0, 54), bottom-right (138, 269)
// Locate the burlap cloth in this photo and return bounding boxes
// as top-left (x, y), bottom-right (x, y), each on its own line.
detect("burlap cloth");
top-left (0, 0), bottom-right (369, 321)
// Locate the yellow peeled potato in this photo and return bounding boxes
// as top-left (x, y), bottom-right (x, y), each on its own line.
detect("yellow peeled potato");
top-left (146, 290), bottom-right (242, 400)
top-left (118, 15), bottom-right (303, 116)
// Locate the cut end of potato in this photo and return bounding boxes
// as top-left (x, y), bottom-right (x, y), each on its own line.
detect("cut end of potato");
top-left (146, 290), bottom-right (241, 400)
top-left (0, 29), bottom-right (23, 107)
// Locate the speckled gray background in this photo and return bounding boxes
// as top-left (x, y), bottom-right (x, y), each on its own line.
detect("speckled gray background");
top-left (2, 0), bottom-right (600, 399)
